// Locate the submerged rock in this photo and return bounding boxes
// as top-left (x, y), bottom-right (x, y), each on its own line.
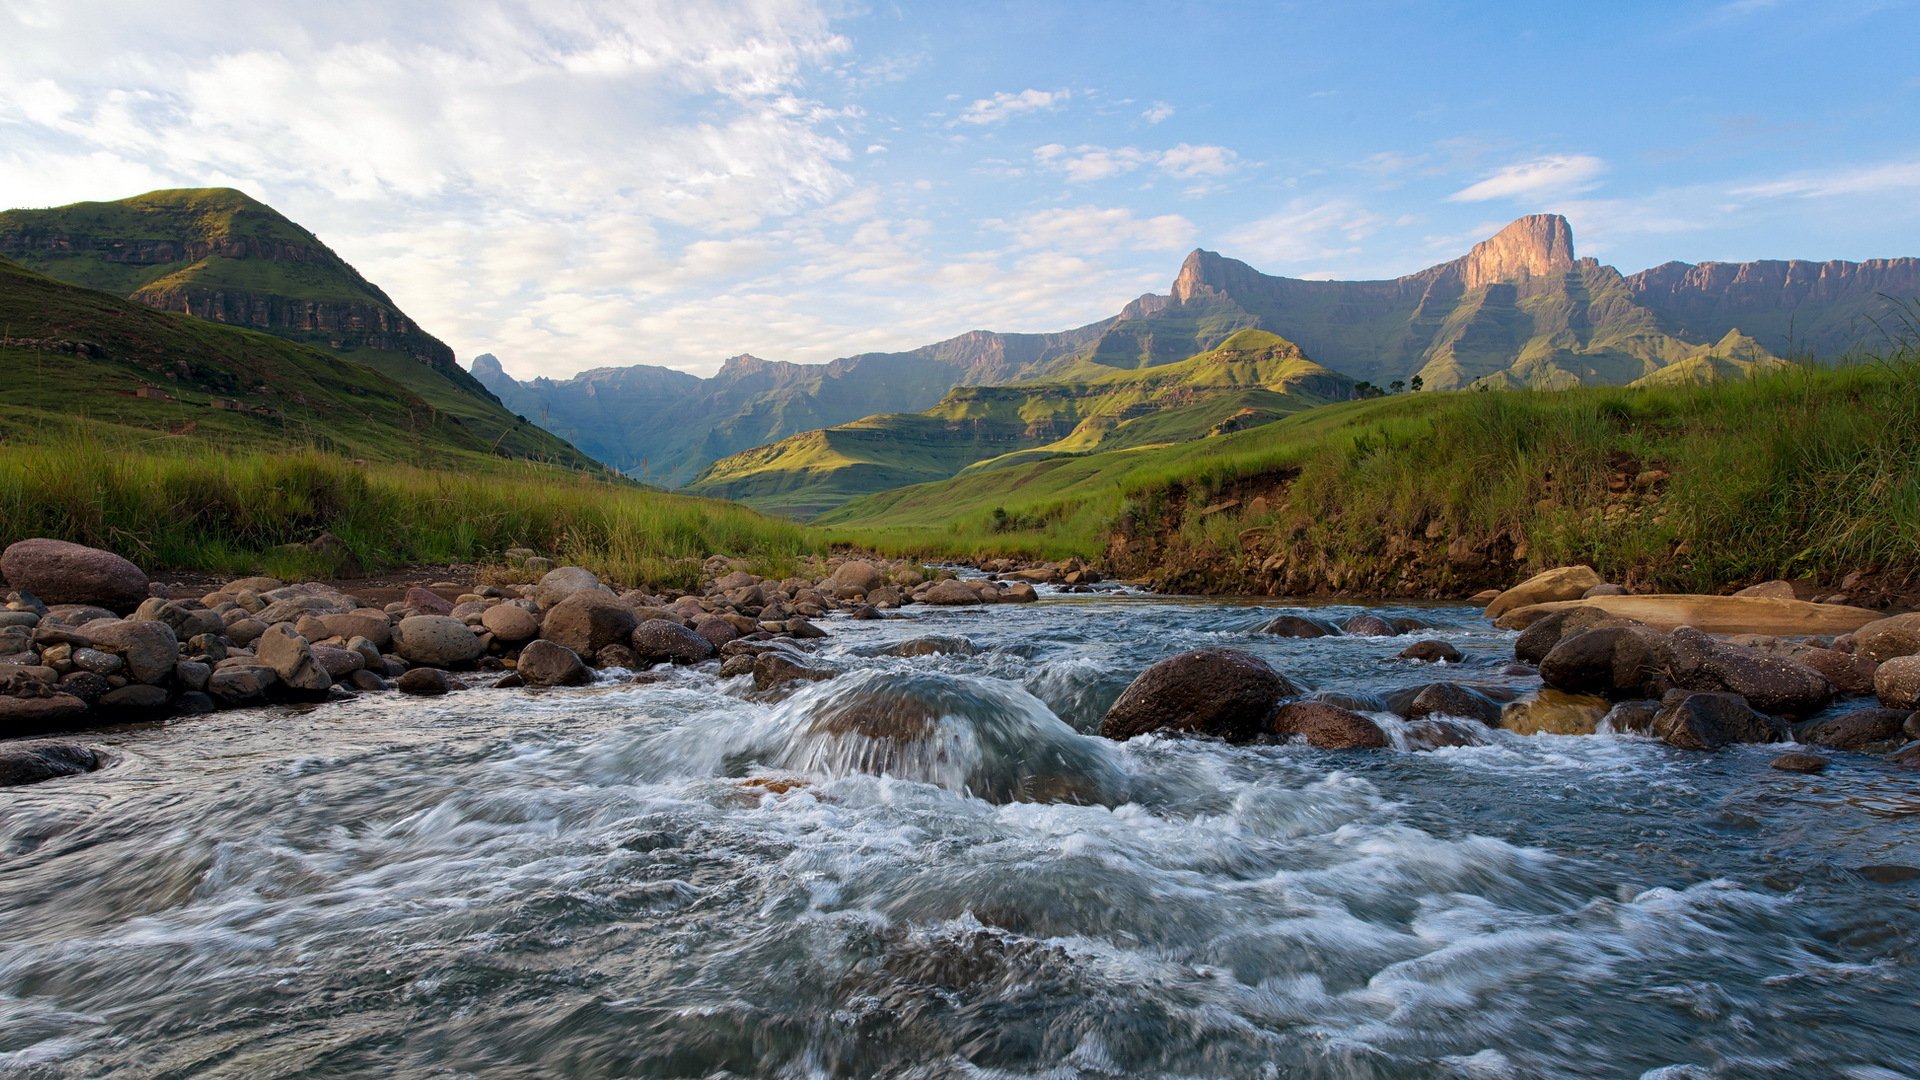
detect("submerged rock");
top-left (1268, 701), bottom-right (1388, 749)
top-left (1341, 614), bottom-right (1400, 637)
top-left (1793, 708), bottom-right (1910, 751)
top-left (1100, 648), bottom-right (1298, 743)
top-left (0, 740), bottom-right (101, 786)
top-left (1257, 614), bottom-right (1340, 638)
top-left (1397, 640), bottom-right (1462, 664)
top-left (1770, 751), bottom-right (1829, 774)
top-left (1652, 691), bottom-right (1783, 751)
top-left (1500, 690), bottom-right (1609, 736)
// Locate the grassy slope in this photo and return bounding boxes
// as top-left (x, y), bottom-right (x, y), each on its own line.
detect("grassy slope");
top-left (824, 354), bottom-right (1920, 594)
top-left (0, 189), bottom-right (593, 467)
top-left (687, 330), bottom-right (1352, 517)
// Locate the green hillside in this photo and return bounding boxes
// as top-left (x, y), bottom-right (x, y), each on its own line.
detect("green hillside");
top-left (0, 188), bottom-right (590, 466)
top-left (685, 330), bottom-right (1354, 517)
top-left (0, 255), bottom-right (584, 467)
top-left (821, 353), bottom-right (1920, 597)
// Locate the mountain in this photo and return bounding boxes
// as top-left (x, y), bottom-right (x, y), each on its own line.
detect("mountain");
top-left (1626, 257), bottom-right (1920, 357)
top-left (0, 254), bottom-right (566, 463)
top-left (684, 329), bottom-right (1356, 517)
top-left (469, 322), bottom-right (1111, 485)
top-left (0, 188), bottom-right (589, 466)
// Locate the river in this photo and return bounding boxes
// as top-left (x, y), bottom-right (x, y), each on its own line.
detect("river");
top-left (3, 592), bottom-right (1918, 1078)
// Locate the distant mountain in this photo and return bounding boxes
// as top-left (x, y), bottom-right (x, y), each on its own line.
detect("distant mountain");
top-left (684, 329), bottom-right (1356, 517)
top-left (470, 323), bottom-right (1111, 485)
top-left (0, 188), bottom-right (590, 466)
top-left (0, 254), bottom-right (569, 465)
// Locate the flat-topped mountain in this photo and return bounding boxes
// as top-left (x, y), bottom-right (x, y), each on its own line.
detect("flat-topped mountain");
top-left (0, 188), bottom-right (586, 465)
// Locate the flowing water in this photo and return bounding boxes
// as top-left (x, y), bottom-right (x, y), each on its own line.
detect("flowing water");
top-left (3, 592), bottom-right (1918, 1078)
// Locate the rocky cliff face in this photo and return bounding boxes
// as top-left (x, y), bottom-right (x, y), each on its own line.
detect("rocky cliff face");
top-left (1627, 257), bottom-right (1920, 356)
top-left (1455, 214), bottom-right (1577, 291)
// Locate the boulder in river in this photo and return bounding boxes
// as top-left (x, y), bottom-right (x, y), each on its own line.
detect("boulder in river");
top-left (1500, 690), bottom-right (1610, 735)
top-left (1258, 614), bottom-right (1341, 638)
top-left (921, 579), bottom-right (986, 606)
top-left (396, 667), bottom-right (453, 696)
top-left (1397, 640), bottom-right (1462, 664)
top-left (1514, 607), bottom-right (1639, 666)
top-left (1667, 627), bottom-right (1833, 715)
top-left (393, 616), bottom-right (486, 668)
top-left (540, 593), bottom-right (638, 659)
top-left (1394, 681), bottom-right (1503, 726)
top-left (0, 692), bottom-right (90, 731)
top-left (0, 741), bottom-right (101, 787)
top-left (1341, 614), bottom-right (1400, 637)
top-left (1484, 565), bottom-right (1604, 620)
top-left (515, 639), bottom-right (591, 687)
top-left (1, 539), bottom-right (149, 612)
top-left (1855, 613), bottom-right (1920, 663)
top-left (1100, 648), bottom-right (1298, 743)
top-left (1652, 691), bottom-right (1784, 750)
top-left (1268, 701), bottom-right (1389, 749)
top-left (631, 620), bottom-right (716, 666)
top-left (1875, 655), bottom-right (1920, 710)
top-left (1793, 708), bottom-right (1910, 752)
top-left (1770, 751), bottom-right (1829, 774)
top-left (1537, 625), bottom-right (1671, 699)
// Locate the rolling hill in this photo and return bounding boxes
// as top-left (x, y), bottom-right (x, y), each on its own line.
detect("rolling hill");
top-left (0, 187), bottom-right (591, 466)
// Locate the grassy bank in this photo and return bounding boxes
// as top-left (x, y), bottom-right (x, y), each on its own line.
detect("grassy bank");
top-left (0, 431), bottom-right (823, 591)
top-left (824, 349), bottom-right (1920, 595)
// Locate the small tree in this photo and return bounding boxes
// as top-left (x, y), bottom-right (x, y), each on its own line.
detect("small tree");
top-left (1389, 379), bottom-right (1405, 393)
top-left (1409, 375), bottom-right (1424, 392)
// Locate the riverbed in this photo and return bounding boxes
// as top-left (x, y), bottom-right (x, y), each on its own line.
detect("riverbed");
top-left (3, 594), bottom-right (1917, 1077)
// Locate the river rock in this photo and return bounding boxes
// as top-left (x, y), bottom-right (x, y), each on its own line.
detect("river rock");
top-left (207, 665), bottom-right (277, 705)
top-left (1405, 717), bottom-right (1490, 749)
top-left (309, 644), bottom-right (364, 680)
top-left (56, 671), bottom-right (111, 705)
top-left (1538, 625), bottom-right (1671, 698)
top-left (132, 598), bottom-right (225, 640)
top-left (1258, 614), bottom-right (1340, 638)
top-left (396, 667), bottom-right (453, 696)
top-left (539, 593), bottom-right (638, 658)
top-left (827, 559), bottom-right (886, 594)
top-left (393, 616), bottom-right (485, 667)
top-left (255, 624), bottom-right (332, 693)
top-left (224, 618), bottom-right (267, 647)
top-left (921, 579), bottom-right (985, 606)
top-left (1, 539), bottom-right (149, 611)
top-left (882, 635), bottom-right (979, 658)
top-left (516, 639), bottom-right (591, 687)
top-left (1771, 751), bottom-right (1829, 773)
top-left (1854, 613), bottom-right (1920, 663)
top-left (403, 587), bottom-right (454, 616)
top-left (1341, 614), bottom-right (1400, 637)
top-left (316, 612), bottom-right (392, 648)
top-left (99, 684), bottom-right (169, 711)
top-left (1484, 566), bottom-right (1605, 620)
top-left (83, 619), bottom-right (178, 685)
top-left (1793, 708), bottom-right (1910, 751)
top-left (1601, 700), bottom-right (1661, 735)
top-left (1667, 627), bottom-right (1833, 715)
top-left (1874, 655), bottom-right (1920, 710)
top-left (174, 660), bottom-right (211, 692)
top-left (1782, 646), bottom-right (1879, 696)
top-left (1268, 701), bottom-right (1389, 749)
top-left (1396, 682), bottom-right (1503, 726)
top-left (1100, 648), bottom-right (1297, 743)
top-left (691, 615), bottom-right (739, 648)
top-left (1398, 640), bottom-right (1462, 664)
top-left (753, 652), bottom-right (837, 691)
top-left (1500, 690), bottom-right (1610, 735)
top-left (631, 620), bottom-right (715, 666)
top-left (534, 566), bottom-right (604, 609)
top-left (0, 693), bottom-right (89, 731)
top-left (1496, 595), bottom-right (1882, 636)
top-left (71, 647), bottom-right (124, 676)
top-left (1004, 582), bottom-right (1040, 603)
top-left (480, 603), bottom-right (539, 643)
top-left (0, 741), bottom-right (100, 787)
top-left (1652, 691), bottom-right (1783, 750)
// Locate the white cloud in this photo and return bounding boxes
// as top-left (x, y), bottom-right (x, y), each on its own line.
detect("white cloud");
top-left (1157, 143), bottom-right (1239, 179)
top-left (1141, 101), bottom-right (1175, 124)
top-left (1033, 142), bottom-right (1241, 184)
top-left (1448, 154), bottom-right (1607, 202)
top-left (1731, 159), bottom-right (1920, 199)
top-left (989, 206), bottom-right (1196, 255)
top-left (955, 88), bottom-right (1069, 125)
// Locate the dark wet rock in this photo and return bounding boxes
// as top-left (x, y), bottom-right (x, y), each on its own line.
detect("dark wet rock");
top-left (1304, 689), bottom-right (1388, 712)
top-left (1500, 690), bottom-right (1609, 735)
top-left (308, 645), bottom-right (362, 680)
top-left (846, 604), bottom-right (884, 620)
top-left (1786, 646), bottom-right (1879, 697)
top-left (1770, 752), bottom-right (1829, 773)
top-left (1652, 691), bottom-right (1784, 750)
top-left (99, 683), bottom-right (169, 711)
top-left (539, 593), bottom-right (638, 659)
top-left (592, 644), bottom-right (638, 668)
top-left (1398, 640), bottom-right (1462, 664)
top-left (71, 647), bottom-right (123, 676)
top-left (56, 671), bottom-right (112, 705)
top-left (207, 665), bottom-right (277, 705)
top-left (719, 654), bottom-right (756, 679)
top-left (753, 652), bottom-right (837, 691)
top-left (1857, 864), bottom-right (1920, 884)
top-left (1605, 699), bottom-right (1662, 735)
top-left (1100, 648), bottom-right (1298, 743)
top-left (1390, 616), bottom-right (1430, 634)
top-left (1875, 655), bottom-right (1920, 710)
top-left (1258, 614), bottom-right (1340, 638)
top-left (1268, 701), bottom-right (1389, 749)
top-left (1405, 717), bottom-right (1490, 749)
top-left (1794, 708), bottom-right (1910, 751)
top-left (1394, 682), bottom-right (1502, 726)
top-left (174, 691), bottom-right (216, 715)
top-left (1515, 607), bottom-right (1637, 666)
top-left (516, 639), bottom-right (591, 687)
top-left (1854, 613), bottom-right (1920, 663)
top-left (1892, 741), bottom-right (1920, 768)
top-left (347, 669), bottom-right (390, 692)
top-left (786, 618), bottom-right (829, 640)
top-left (1, 539), bottom-right (148, 611)
top-left (881, 635), bottom-right (979, 658)
top-left (631, 620), bottom-right (717, 666)
top-left (1666, 627), bottom-right (1834, 715)
top-left (691, 615), bottom-right (740, 648)
top-left (1539, 625), bottom-right (1671, 699)
top-left (0, 741), bottom-right (101, 786)
top-left (396, 667), bottom-right (453, 696)
top-left (1341, 614), bottom-right (1400, 637)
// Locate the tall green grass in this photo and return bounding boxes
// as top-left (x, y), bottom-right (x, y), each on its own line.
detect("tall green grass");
top-left (0, 430), bottom-right (822, 591)
top-left (827, 349), bottom-right (1920, 592)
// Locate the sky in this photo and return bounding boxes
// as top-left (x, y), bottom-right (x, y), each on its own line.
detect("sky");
top-left (2, 1), bottom-right (1918, 380)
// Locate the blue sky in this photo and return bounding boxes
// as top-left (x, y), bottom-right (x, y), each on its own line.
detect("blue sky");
top-left (2, 1), bottom-right (1917, 377)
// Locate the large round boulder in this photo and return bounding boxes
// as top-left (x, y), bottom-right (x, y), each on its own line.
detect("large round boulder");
top-left (533, 566), bottom-right (604, 609)
top-left (1500, 690), bottom-right (1609, 735)
top-left (392, 615), bottom-right (485, 667)
top-left (82, 618), bottom-right (179, 685)
top-left (1875, 655), bottom-right (1920, 710)
top-left (515, 639), bottom-right (591, 687)
top-left (1100, 648), bottom-right (1298, 743)
top-left (1258, 614), bottom-right (1341, 638)
top-left (480, 603), bottom-right (540, 643)
top-left (631, 619), bottom-right (716, 666)
top-left (1514, 607), bottom-right (1636, 666)
top-left (1855, 613), bottom-right (1920, 663)
top-left (1484, 565), bottom-right (1604, 620)
top-left (1667, 626), bottom-right (1833, 715)
top-left (1653, 691), bottom-right (1783, 750)
top-left (1268, 701), bottom-right (1389, 749)
top-left (826, 559), bottom-right (887, 594)
top-left (1538, 625), bottom-right (1670, 698)
top-left (1793, 708), bottom-right (1910, 751)
top-left (2, 539), bottom-right (149, 611)
top-left (921, 579), bottom-right (985, 606)
top-left (540, 592), bottom-right (638, 658)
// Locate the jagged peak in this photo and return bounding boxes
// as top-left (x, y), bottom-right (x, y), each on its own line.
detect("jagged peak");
top-left (470, 352), bottom-right (506, 378)
top-left (1461, 214), bottom-right (1576, 290)
top-left (1171, 248), bottom-right (1260, 303)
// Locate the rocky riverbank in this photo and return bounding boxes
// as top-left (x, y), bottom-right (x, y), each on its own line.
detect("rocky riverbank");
top-left (0, 539), bottom-right (1043, 785)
